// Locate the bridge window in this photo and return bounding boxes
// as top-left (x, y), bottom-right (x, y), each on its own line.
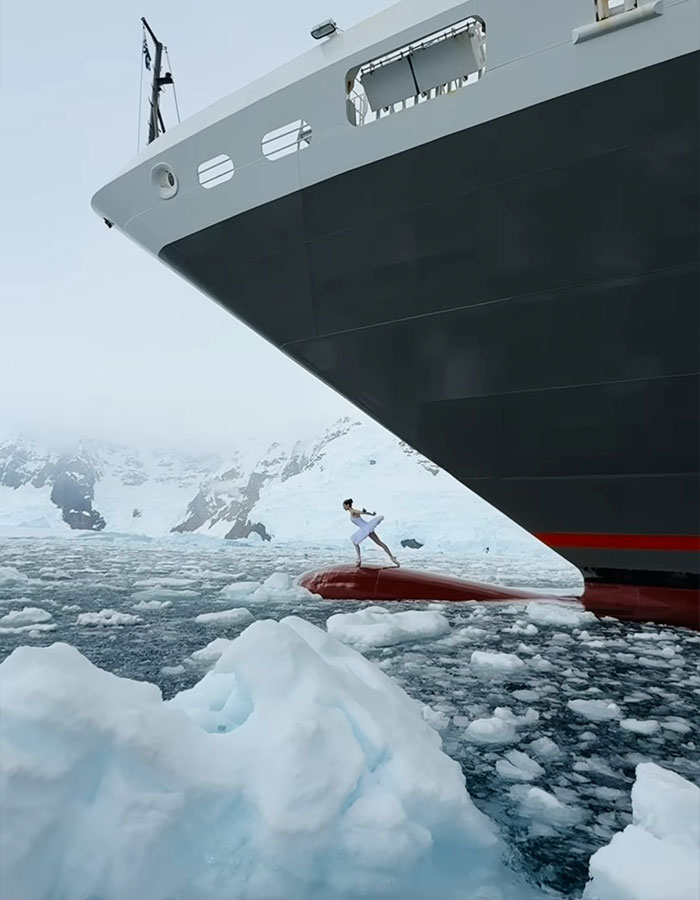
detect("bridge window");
top-left (346, 17), bottom-right (485, 127)
top-left (262, 120), bottom-right (312, 160)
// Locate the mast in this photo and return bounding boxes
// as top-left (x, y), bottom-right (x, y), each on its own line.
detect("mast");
top-left (141, 17), bottom-right (173, 145)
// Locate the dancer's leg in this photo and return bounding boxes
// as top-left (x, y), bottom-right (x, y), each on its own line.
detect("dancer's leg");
top-left (354, 542), bottom-right (362, 567)
top-left (369, 532), bottom-right (399, 566)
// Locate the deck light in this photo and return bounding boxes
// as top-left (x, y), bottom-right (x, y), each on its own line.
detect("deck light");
top-left (310, 19), bottom-right (338, 40)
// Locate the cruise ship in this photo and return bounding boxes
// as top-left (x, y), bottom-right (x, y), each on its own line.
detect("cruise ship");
top-left (92, 0), bottom-right (699, 627)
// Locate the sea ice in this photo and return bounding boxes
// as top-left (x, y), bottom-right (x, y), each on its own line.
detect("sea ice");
top-left (619, 719), bottom-right (660, 736)
top-left (528, 736), bottom-right (562, 760)
top-left (249, 572), bottom-right (319, 605)
top-left (129, 587), bottom-right (198, 602)
top-left (512, 689), bottom-right (540, 702)
top-left (220, 580), bottom-right (262, 600)
top-left (327, 606), bottom-right (450, 650)
top-left (526, 601), bottom-right (595, 627)
top-left (161, 664), bottom-right (185, 675)
top-left (584, 763), bottom-right (700, 900)
top-left (0, 566), bottom-right (28, 585)
top-left (76, 609), bottom-right (142, 627)
top-left (495, 750), bottom-right (545, 782)
top-left (0, 607), bottom-right (52, 628)
top-left (194, 608), bottom-right (254, 626)
top-left (464, 716), bottom-right (517, 745)
top-left (510, 785), bottom-right (584, 827)
top-left (568, 699), bottom-right (623, 721)
top-left (470, 650), bottom-right (525, 675)
top-left (132, 598), bottom-right (173, 610)
top-left (190, 637), bottom-right (235, 663)
top-left (0, 627), bottom-right (543, 900)
top-left (132, 576), bottom-right (196, 588)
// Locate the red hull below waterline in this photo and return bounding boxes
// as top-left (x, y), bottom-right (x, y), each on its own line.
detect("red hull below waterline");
top-left (298, 566), bottom-right (699, 630)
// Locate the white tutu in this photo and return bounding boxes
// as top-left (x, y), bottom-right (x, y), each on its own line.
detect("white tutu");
top-left (350, 514), bottom-right (384, 545)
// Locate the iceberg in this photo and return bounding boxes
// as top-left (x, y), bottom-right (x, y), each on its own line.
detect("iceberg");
top-left (0, 619), bottom-right (545, 900)
top-left (584, 763), bottom-right (700, 900)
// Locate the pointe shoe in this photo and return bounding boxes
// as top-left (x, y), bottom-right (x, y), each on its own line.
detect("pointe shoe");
top-left (391, 556), bottom-right (400, 567)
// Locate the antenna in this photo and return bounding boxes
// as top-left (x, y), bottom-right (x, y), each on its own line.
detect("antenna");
top-left (141, 17), bottom-right (174, 145)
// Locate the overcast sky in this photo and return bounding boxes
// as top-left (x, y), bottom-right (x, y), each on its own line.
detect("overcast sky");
top-left (0, 0), bottom-right (393, 450)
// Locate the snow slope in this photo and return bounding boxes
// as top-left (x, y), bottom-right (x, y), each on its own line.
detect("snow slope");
top-left (0, 420), bottom-right (561, 559)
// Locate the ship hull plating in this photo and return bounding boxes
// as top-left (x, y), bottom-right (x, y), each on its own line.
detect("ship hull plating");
top-left (161, 53), bottom-right (700, 592)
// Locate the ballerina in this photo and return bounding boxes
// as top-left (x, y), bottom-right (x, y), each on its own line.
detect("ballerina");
top-left (342, 498), bottom-right (400, 568)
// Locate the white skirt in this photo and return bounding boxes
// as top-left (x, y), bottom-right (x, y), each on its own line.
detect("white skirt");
top-left (351, 515), bottom-right (384, 545)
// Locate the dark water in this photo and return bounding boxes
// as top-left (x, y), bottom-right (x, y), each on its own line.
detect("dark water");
top-left (1, 534), bottom-right (698, 897)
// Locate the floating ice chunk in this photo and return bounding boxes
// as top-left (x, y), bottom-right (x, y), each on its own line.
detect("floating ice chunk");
top-left (0, 607), bottom-right (53, 628)
top-left (76, 609), bottom-right (142, 627)
top-left (568, 699), bottom-right (622, 721)
top-left (61, 604), bottom-right (81, 612)
top-left (132, 576), bottom-right (195, 588)
top-left (327, 607), bottom-right (449, 651)
top-left (0, 566), bottom-right (28, 585)
top-left (584, 763), bottom-right (700, 900)
top-left (194, 608), bottom-right (254, 626)
top-left (0, 623), bottom-right (57, 635)
top-left (529, 737), bottom-right (562, 760)
top-left (510, 785), bottom-right (584, 827)
top-left (620, 719), bottom-right (660, 735)
top-left (496, 750), bottom-right (545, 782)
top-left (464, 716), bottom-right (517, 745)
top-left (512, 689), bottom-right (540, 702)
top-left (421, 705), bottom-right (450, 732)
top-left (528, 654), bottom-right (554, 672)
top-left (130, 587), bottom-right (198, 602)
top-left (661, 719), bottom-right (692, 734)
top-left (249, 572), bottom-right (319, 605)
top-left (133, 599), bottom-right (173, 610)
top-left (219, 580), bottom-right (261, 600)
top-left (470, 650), bottom-right (525, 675)
top-left (190, 637), bottom-right (235, 663)
top-left (160, 664), bottom-right (185, 676)
top-left (526, 601), bottom-right (595, 627)
top-left (0, 626), bottom-right (546, 899)
top-left (505, 621), bottom-right (539, 635)
top-left (574, 757), bottom-right (619, 779)
top-left (435, 625), bottom-right (486, 646)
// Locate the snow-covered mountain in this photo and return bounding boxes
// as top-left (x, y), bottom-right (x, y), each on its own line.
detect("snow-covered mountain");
top-left (0, 419), bottom-right (551, 555)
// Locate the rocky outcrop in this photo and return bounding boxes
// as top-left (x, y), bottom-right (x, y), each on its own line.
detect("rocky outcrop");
top-left (0, 439), bottom-right (106, 531)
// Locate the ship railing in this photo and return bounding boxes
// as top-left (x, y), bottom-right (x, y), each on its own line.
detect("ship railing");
top-left (346, 17), bottom-right (486, 127)
top-left (349, 72), bottom-right (480, 127)
top-left (595, 0), bottom-right (637, 20)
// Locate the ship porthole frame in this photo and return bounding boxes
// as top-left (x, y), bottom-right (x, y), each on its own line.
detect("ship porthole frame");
top-left (150, 163), bottom-right (179, 200)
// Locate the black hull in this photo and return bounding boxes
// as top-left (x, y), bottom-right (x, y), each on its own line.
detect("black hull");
top-left (162, 52), bottom-right (700, 588)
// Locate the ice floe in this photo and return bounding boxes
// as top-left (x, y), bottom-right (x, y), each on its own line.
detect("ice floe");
top-left (470, 649), bottom-right (525, 675)
top-left (568, 699), bottom-right (623, 722)
top-left (584, 763), bottom-right (700, 900)
top-left (76, 609), bottom-right (142, 627)
top-left (327, 606), bottom-right (450, 650)
top-left (194, 608), bottom-right (254, 626)
top-left (619, 719), bottom-right (660, 736)
top-left (129, 587), bottom-right (198, 602)
top-left (132, 598), bottom-right (173, 610)
top-left (190, 636), bottom-right (235, 663)
top-left (0, 607), bottom-right (52, 628)
top-left (526, 601), bottom-right (595, 627)
top-left (495, 750), bottom-right (545, 782)
top-left (0, 566), bottom-right (28, 585)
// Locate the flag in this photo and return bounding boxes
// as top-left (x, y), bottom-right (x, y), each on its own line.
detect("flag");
top-left (142, 36), bottom-right (152, 70)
